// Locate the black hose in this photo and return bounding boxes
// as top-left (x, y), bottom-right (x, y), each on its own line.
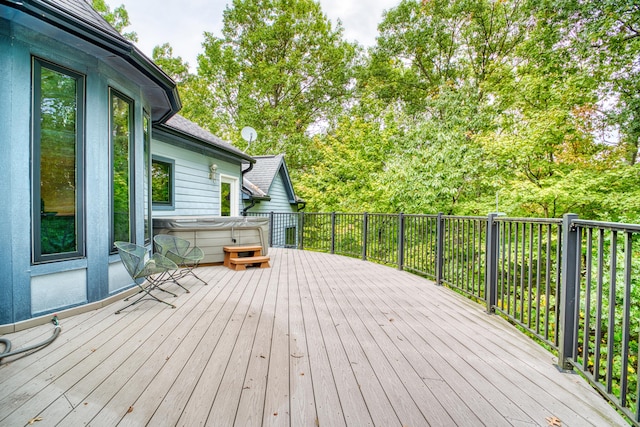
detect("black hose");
top-left (0, 315), bottom-right (61, 362)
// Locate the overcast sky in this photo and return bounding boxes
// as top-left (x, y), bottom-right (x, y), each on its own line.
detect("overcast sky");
top-left (119, 0), bottom-right (400, 70)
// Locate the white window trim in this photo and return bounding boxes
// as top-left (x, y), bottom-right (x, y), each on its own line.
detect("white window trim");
top-left (220, 174), bottom-right (239, 217)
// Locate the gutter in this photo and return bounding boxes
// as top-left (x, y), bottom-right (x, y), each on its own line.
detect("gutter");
top-left (153, 125), bottom-right (254, 164)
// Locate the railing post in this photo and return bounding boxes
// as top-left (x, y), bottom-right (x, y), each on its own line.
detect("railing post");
top-left (299, 212), bottom-right (304, 250)
top-left (485, 213), bottom-right (500, 313)
top-left (558, 213), bottom-right (579, 370)
top-left (398, 213), bottom-right (405, 271)
top-left (435, 213), bottom-right (444, 285)
top-left (330, 212), bottom-right (336, 254)
top-left (362, 212), bottom-right (368, 261)
top-left (269, 211), bottom-right (274, 247)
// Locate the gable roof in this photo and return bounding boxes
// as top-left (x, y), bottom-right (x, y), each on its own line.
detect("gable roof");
top-left (2, 0), bottom-right (180, 122)
top-left (244, 155), bottom-right (286, 195)
top-left (243, 155), bottom-right (303, 203)
top-left (154, 114), bottom-right (255, 163)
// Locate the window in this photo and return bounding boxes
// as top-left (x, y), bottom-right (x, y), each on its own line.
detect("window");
top-left (152, 157), bottom-right (174, 209)
top-left (143, 113), bottom-right (151, 244)
top-left (110, 89), bottom-right (134, 249)
top-left (220, 175), bottom-right (238, 217)
top-left (32, 58), bottom-right (85, 263)
top-left (221, 182), bottom-right (231, 216)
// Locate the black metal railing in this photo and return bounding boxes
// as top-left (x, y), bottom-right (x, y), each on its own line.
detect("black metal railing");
top-left (248, 211), bottom-right (640, 424)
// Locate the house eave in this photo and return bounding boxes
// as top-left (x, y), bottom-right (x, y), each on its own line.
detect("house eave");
top-left (153, 125), bottom-right (255, 165)
top-left (2, 0), bottom-right (181, 122)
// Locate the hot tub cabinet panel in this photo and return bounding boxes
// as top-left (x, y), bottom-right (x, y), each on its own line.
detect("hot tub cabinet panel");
top-left (153, 216), bottom-right (269, 264)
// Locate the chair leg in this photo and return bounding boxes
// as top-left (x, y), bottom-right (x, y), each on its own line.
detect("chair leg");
top-left (155, 271), bottom-right (187, 294)
top-left (115, 278), bottom-right (177, 314)
top-left (181, 263), bottom-right (207, 285)
top-left (167, 262), bottom-right (207, 287)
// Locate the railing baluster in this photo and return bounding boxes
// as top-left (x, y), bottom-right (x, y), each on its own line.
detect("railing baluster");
top-left (582, 227), bottom-right (593, 373)
top-left (398, 213), bottom-right (405, 271)
top-left (619, 231), bottom-right (632, 406)
top-left (527, 223), bottom-right (534, 328)
top-left (594, 229), bottom-right (604, 382)
top-left (436, 213), bottom-right (444, 285)
top-left (535, 223), bottom-right (542, 335)
top-left (606, 231), bottom-right (617, 393)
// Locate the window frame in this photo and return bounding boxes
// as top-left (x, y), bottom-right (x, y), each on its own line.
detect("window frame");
top-left (109, 88), bottom-right (135, 252)
top-left (143, 112), bottom-right (152, 245)
top-left (31, 57), bottom-right (86, 264)
top-left (151, 155), bottom-right (175, 210)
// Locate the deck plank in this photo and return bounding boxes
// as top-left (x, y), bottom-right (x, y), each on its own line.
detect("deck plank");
top-left (207, 267), bottom-right (273, 426)
top-left (234, 249), bottom-right (283, 426)
top-left (175, 267), bottom-right (262, 426)
top-left (73, 272), bottom-right (233, 426)
top-left (287, 250), bottom-right (318, 427)
top-left (0, 248), bottom-right (628, 427)
top-left (116, 267), bottom-right (240, 426)
top-left (297, 251), bottom-right (374, 426)
top-left (262, 252), bottom-right (291, 427)
top-left (327, 255), bottom-right (470, 426)
top-left (146, 267), bottom-right (252, 426)
top-left (293, 250), bottom-right (346, 427)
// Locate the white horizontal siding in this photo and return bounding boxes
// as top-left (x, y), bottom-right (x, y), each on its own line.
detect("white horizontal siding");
top-left (248, 172), bottom-right (296, 214)
top-left (151, 140), bottom-right (243, 217)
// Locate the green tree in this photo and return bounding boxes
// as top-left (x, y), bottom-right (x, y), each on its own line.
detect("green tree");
top-left (91, 0), bottom-right (138, 42)
top-left (297, 96), bottom-right (396, 212)
top-left (192, 0), bottom-right (359, 170)
top-left (553, 0), bottom-right (640, 165)
top-left (152, 43), bottom-right (190, 83)
top-left (362, 0), bottom-right (531, 214)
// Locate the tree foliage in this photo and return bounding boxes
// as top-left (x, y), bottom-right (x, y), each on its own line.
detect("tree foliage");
top-left (92, 0), bottom-right (138, 42)
top-left (107, 0), bottom-right (639, 222)
top-left (189, 0), bottom-right (359, 170)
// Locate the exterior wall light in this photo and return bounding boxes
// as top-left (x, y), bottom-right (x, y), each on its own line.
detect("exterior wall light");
top-left (209, 163), bottom-right (218, 181)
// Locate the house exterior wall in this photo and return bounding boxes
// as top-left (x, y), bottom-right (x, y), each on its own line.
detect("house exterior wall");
top-left (0, 16), bottom-right (156, 325)
top-left (151, 139), bottom-right (244, 217)
top-left (245, 171), bottom-right (297, 214)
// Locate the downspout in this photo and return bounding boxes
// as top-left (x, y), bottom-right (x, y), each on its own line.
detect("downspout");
top-left (241, 161), bottom-right (255, 216)
top-left (242, 187), bottom-right (257, 216)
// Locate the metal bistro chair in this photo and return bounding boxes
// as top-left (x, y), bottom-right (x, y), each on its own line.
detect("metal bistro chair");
top-left (114, 241), bottom-right (179, 314)
top-left (153, 234), bottom-right (207, 289)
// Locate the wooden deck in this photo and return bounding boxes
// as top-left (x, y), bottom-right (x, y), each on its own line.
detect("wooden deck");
top-left (0, 248), bottom-right (627, 426)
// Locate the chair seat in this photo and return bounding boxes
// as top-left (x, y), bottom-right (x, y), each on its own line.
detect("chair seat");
top-left (114, 241), bottom-right (179, 314)
top-left (154, 234), bottom-right (207, 286)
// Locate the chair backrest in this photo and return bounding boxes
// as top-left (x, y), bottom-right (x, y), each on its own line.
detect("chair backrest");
top-left (154, 234), bottom-right (191, 257)
top-left (114, 241), bottom-right (148, 279)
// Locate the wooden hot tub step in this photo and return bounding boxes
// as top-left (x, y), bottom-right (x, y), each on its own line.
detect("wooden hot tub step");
top-left (229, 255), bottom-right (271, 271)
top-left (223, 245), bottom-right (264, 267)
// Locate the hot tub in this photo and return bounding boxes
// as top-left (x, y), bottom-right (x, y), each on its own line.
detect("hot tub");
top-left (153, 216), bottom-right (269, 264)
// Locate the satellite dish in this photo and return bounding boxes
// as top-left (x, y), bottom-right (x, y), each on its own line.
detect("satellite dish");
top-left (241, 126), bottom-right (257, 144)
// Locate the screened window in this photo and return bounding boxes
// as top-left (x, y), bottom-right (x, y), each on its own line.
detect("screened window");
top-left (32, 58), bottom-right (85, 263)
top-left (152, 157), bottom-right (174, 208)
top-left (110, 90), bottom-right (134, 249)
